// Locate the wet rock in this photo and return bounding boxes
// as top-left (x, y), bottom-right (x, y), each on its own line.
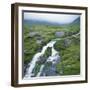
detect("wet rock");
top-left (31, 74), bottom-right (35, 77)
top-left (37, 56), bottom-right (46, 64)
top-left (55, 31), bottom-right (65, 38)
top-left (41, 64), bottom-right (58, 76)
top-left (24, 64), bottom-right (30, 76)
top-left (47, 54), bottom-right (60, 64)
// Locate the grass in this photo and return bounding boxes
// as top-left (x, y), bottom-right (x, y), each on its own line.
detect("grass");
top-left (56, 43), bottom-right (80, 75)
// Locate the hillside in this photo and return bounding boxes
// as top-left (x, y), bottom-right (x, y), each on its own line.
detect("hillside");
top-left (23, 17), bottom-right (80, 77)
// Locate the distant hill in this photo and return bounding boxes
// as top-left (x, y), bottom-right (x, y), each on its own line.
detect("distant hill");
top-left (23, 19), bottom-right (72, 26)
top-left (24, 19), bottom-right (62, 26)
top-left (71, 17), bottom-right (80, 25)
top-left (24, 17), bottom-right (80, 26)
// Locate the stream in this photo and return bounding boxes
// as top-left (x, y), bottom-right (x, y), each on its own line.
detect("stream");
top-left (24, 40), bottom-right (60, 79)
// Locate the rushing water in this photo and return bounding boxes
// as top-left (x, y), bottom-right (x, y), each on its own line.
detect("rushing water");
top-left (24, 40), bottom-right (60, 79)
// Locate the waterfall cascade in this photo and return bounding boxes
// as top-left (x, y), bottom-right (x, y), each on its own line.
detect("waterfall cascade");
top-left (24, 40), bottom-right (60, 79)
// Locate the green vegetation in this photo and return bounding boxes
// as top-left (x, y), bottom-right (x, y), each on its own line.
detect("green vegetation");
top-left (55, 43), bottom-right (80, 75)
top-left (24, 20), bottom-right (80, 76)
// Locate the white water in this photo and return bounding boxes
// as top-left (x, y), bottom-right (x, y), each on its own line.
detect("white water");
top-left (47, 47), bottom-right (60, 64)
top-left (24, 40), bottom-right (60, 79)
top-left (37, 64), bottom-right (45, 77)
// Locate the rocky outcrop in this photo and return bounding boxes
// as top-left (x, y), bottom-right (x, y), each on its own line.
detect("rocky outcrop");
top-left (64, 39), bottom-right (71, 47)
top-left (55, 31), bottom-right (65, 38)
top-left (29, 32), bottom-right (40, 37)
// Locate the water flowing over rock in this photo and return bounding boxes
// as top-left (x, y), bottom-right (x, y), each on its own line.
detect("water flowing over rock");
top-left (24, 40), bottom-right (60, 79)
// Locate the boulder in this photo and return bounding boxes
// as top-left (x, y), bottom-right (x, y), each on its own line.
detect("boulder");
top-left (41, 64), bottom-right (58, 76)
top-left (29, 32), bottom-right (39, 37)
top-left (47, 54), bottom-right (60, 64)
top-left (64, 39), bottom-right (71, 47)
top-left (37, 56), bottom-right (46, 64)
top-left (55, 31), bottom-right (65, 38)
top-left (36, 37), bottom-right (44, 45)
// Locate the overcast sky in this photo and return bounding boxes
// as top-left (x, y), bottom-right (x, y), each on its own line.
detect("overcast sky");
top-left (24, 12), bottom-right (80, 24)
